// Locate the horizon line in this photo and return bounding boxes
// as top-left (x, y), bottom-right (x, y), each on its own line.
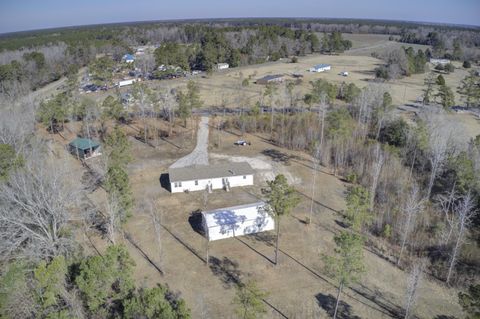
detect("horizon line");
top-left (1, 16), bottom-right (479, 37)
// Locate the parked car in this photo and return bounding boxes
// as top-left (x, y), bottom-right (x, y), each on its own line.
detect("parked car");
top-left (234, 140), bottom-right (250, 146)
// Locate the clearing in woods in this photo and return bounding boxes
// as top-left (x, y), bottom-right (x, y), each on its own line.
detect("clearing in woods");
top-left (73, 118), bottom-right (464, 319)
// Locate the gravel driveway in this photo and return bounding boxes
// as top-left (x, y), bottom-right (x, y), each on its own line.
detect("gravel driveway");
top-left (170, 116), bottom-right (209, 168)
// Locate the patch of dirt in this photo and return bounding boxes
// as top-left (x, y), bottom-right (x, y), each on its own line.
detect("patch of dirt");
top-left (210, 153), bottom-right (302, 185)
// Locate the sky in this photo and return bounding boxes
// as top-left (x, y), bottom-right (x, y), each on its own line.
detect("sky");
top-left (0, 0), bottom-right (479, 34)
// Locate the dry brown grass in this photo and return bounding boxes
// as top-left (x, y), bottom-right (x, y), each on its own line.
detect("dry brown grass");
top-left (69, 122), bottom-right (464, 319)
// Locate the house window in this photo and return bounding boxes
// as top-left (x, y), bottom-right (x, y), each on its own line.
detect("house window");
top-left (195, 180), bottom-right (198, 186)
top-left (243, 175), bottom-right (247, 179)
top-left (174, 182), bottom-right (182, 188)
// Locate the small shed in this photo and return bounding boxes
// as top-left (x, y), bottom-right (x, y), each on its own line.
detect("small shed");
top-left (256, 74), bottom-right (285, 85)
top-left (310, 64), bottom-right (331, 72)
top-left (216, 63), bottom-right (229, 70)
top-left (69, 138), bottom-right (101, 159)
top-left (202, 202), bottom-right (274, 241)
top-left (122, 54), bottom-right (135, 63)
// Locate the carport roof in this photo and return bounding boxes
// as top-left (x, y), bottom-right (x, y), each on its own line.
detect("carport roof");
top-left (168, 162), bottom-right (254, 182)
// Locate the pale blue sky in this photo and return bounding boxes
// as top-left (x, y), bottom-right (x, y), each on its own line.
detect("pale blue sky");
top-left (0, 0), bottom-right (479, 34)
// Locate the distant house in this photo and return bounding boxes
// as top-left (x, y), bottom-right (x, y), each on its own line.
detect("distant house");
top-left (310, 64), bottom-right (331, 72)
top-left (122, 54), bottom-right (135, 63)
top-left (117, 79), bottom-right (138, 87)
top-left (216, 63), bottom-right (229, 70)
top-left (202, 202), bottom-right (274, 241)
top-left (256, 74), bottom-right (285, 85)
top-left (430, 58), bottom-right (450, 65)
top-left (68, 138), bottom-right (101, 159)
top-left (168, 162), bottom-right (254, 193)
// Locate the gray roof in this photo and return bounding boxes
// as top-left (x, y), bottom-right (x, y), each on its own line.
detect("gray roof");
top-left (313, 64), bottom-right (331, 68)
top-left (168, 162), bottom-right (254, 182)
top-left (258, 74), bottom-right (284, 81)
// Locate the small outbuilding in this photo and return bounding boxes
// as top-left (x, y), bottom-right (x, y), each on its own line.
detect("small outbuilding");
top-left (310, 64), bottom-right (331, 72)
top-left (122, 54), bottom-right (135, 63)
top-left (69, 138), bottom-right (101, 159)
top-left (256, 74), bottom-right (285, 85)
top-left (202, 202), bottom-right (274, 241)
top-left (216, 63), bottom-right (229, 70)
top-left (168, 162), bottom-right (254, 193)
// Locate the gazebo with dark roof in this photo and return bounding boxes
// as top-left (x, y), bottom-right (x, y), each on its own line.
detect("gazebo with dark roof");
top-left (68, 138), bottom-right (101, 159)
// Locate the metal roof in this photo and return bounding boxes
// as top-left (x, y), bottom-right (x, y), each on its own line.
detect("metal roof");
top-left (69, 138), bottom-right (100, 151)
top-left (202, 202), bottom-right (269, 227)
top-left (201, 201), bottom-right (273, 241)
top-left (313, 64), bottom-right (331, 68)
top-left (258, 74), bottom-right (284, 81)
top-left (123, 54), bottom-right (135, 60)
top-left (168, 162), bottom-right (254, 182)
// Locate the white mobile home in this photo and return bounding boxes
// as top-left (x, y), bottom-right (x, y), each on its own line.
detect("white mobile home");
top-left (118, 79), bottom-right (137, 87)
top-left (202, 202), bottom-right (274, 241)
top-left (430, 58), bottom-right (450, 65)
top-left (310, 64), bottom-right (331, 72)
top-left (168, 162), bottom-right (254, 193)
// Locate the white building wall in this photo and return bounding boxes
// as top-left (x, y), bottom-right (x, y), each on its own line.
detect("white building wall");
top-left (170, 174), bottom-right (253, 193)
top-left (310, 65), bottom-right (331, 72)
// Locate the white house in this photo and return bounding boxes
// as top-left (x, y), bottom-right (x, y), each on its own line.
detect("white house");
top-left (168, 162), bottom-right (254, 193)
top-left (309, 64), bottom-right (331, 72)
top-left (202, 202), bottom-right (274, 241)
top-left (430, 58), bottom-right (450, 65)
top-left (216, 63), bottom-right (229, 70)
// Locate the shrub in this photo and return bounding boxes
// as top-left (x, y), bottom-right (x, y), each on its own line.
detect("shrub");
top-left (463, 61), bottom-right (471, 68)
top-left (291, 56), bottom-right (298, 63)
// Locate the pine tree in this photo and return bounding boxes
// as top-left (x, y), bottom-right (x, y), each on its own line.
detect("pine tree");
top-left (323, 231), bottom-right (365, 319)
top-left (233, 280), bottom-right (269, 319)
top-left (264, 174), bottom-right (300, 265)
top-left (345, 186), bottom-right (372, 232)
top-left (458, 70), bottom-right (480, 108)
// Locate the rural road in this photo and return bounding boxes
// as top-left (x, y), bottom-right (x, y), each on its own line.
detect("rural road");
top-left (170, 116), bottom-right (209, 168)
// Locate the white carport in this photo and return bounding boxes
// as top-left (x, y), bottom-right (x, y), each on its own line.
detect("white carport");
top-left (202, 202), bottom-right (274, 241)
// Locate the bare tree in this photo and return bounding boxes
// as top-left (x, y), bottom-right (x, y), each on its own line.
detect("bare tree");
top-left (370, 143), bottom-right (385, 208)
top-left (421, 108), bottom-right (456, 199)
top-left (446, 192), bottom-right (477, 284)
top-left (398, 184), bottom-right (425, 266)
top-left (435, 183), bottom-right (458, 245)
top-left (0, 146), bottom-right (83, 261)
top-left (308, 143), bottom-right (320, 224)
top-left (404, 259), bottom-right (425, 319)
top-left (105, 192), bottom-right (121, 245)
top-left (147, 200), bottom-right (164, 269)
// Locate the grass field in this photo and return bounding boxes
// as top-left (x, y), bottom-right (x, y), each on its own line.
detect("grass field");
top-left (136, 34), bottom-right (470, 109)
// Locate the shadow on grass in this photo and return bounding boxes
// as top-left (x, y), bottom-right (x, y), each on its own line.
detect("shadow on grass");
top-left (261, 148), bottom-right (293, 164)
top-left (209, 256), bottom-right (243, 288)
top-left (316, 293), bottom-right (361, 319)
